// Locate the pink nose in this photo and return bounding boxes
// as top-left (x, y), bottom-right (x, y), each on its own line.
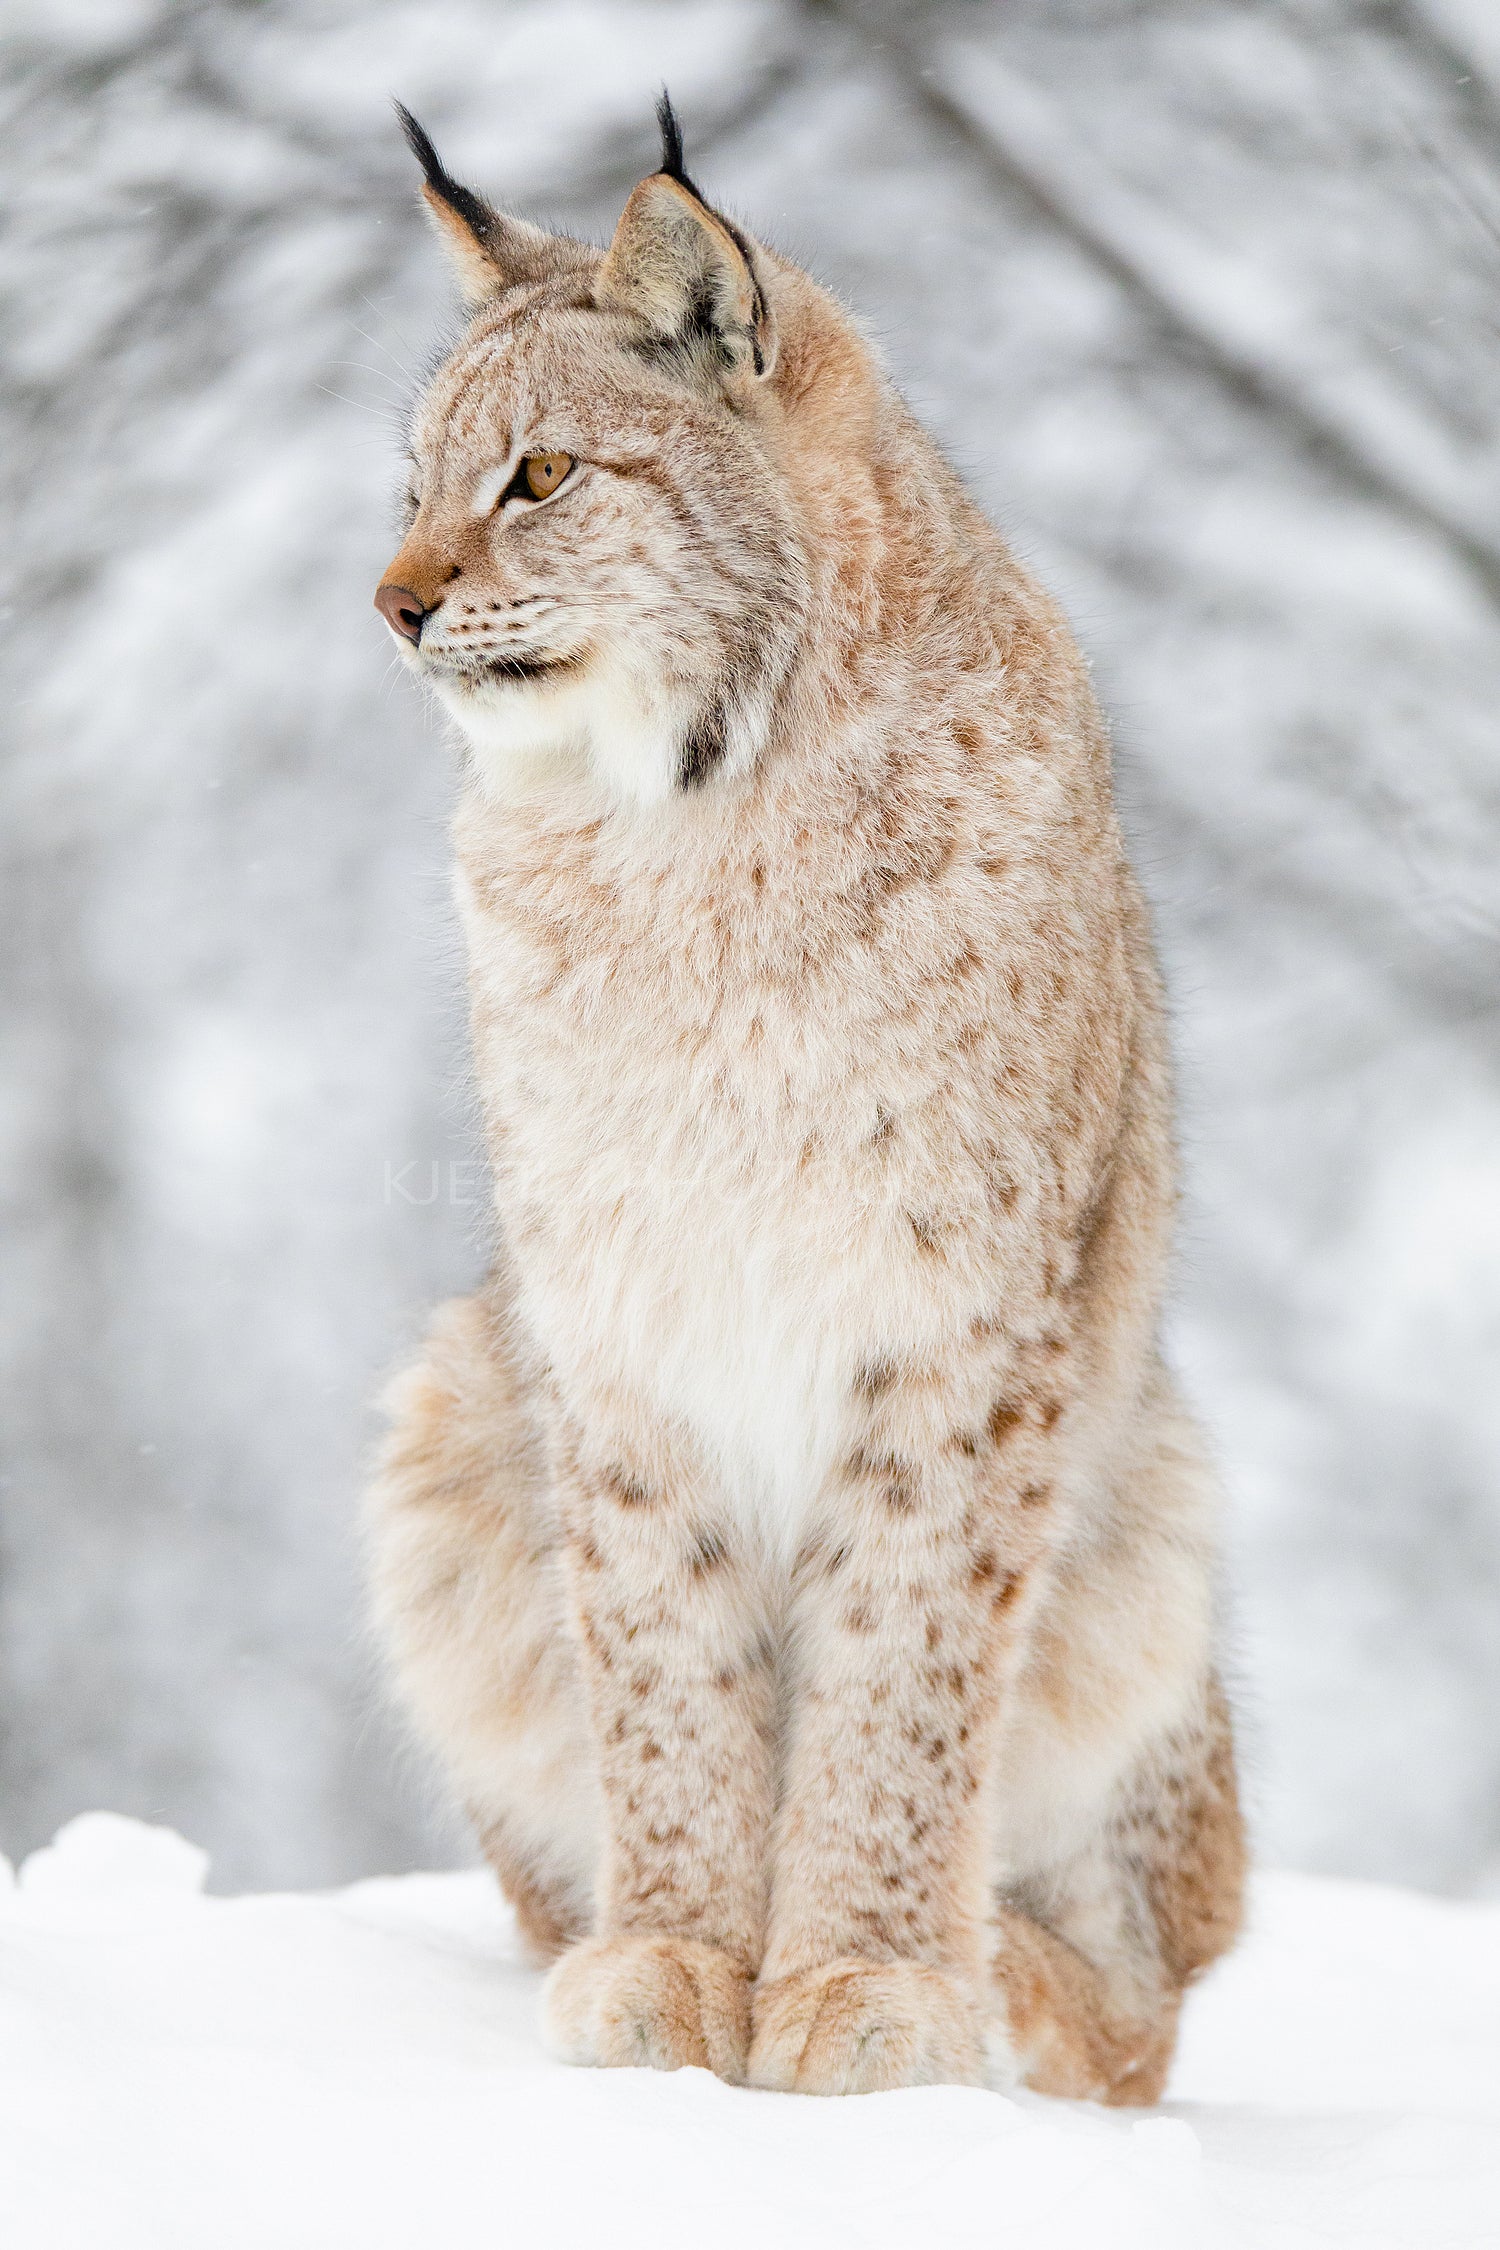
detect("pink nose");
top-left (375, 584), bottom-right (428, 643)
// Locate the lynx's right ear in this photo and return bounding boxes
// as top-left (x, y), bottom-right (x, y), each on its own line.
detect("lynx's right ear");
top-left (595, 94), bottom-right (776, 384)
top-left (394, 104), bottom-right (561, 306)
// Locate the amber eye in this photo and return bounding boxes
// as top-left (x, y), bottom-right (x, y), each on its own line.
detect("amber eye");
top-left (523, 451), bottom-right (572, 500)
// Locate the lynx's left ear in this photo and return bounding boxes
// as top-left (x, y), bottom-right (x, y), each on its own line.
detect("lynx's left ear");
top-left (596, 94), bottom-right (777, 383)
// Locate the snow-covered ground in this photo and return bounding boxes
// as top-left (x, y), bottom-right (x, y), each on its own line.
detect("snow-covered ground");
top-left (2, 1817), bottom-right (1497, 2248)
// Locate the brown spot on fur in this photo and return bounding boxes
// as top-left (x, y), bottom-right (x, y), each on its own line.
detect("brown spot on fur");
top-left (603, 1466), bottom-right (654, 1508)
top-left (852, 1357), bottom-right (899, 1400)
top-left (844, 1445), bottom-right (922, 1511)
top-left (846, 1444), bottom-right (912, 1484)
top-left (644, 1823), bottom-right (687, 1849)
top-left (988, 1398), bottom-right (1025, 1446)
top-left (690, 1526), bottom-right (728, 1576)
top-left (907, 1213), bottom-right (944, 1256)
top-left (580, 1613), bottom-right (615, 1670)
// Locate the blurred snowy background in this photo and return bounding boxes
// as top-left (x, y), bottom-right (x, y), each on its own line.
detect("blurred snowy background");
top-left (3, 0), bottom-right (1498, 1895)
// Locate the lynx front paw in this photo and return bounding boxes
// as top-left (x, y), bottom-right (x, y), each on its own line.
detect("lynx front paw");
top-left (542, 1936), bottom-right (752, 2082)
top-left (748, 1959), bottom-right (984, 2095)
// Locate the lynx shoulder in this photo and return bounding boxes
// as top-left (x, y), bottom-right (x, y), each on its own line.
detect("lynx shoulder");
top-left (366, 97), bottom-right (1244, 2100)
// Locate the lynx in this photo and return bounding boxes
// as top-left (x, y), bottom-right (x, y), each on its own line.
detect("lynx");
top-left (366, 98), bottom-right (1244, 2101)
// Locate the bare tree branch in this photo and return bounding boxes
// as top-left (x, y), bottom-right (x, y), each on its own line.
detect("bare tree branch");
top-left (818, 1), bottom-right (1500, 609)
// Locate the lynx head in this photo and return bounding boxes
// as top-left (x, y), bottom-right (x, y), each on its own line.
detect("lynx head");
top-left (377, 97), bottom-right (819, 806)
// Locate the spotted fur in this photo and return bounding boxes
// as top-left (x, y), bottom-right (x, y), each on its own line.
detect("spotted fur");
top-left (366, 107), bottom-right (1244, 2101)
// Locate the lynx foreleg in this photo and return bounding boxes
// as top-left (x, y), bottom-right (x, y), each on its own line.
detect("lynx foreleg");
top-left (541, 1416), bottom-right (776, 2082)
top-left (751, 1403), bottom-right (1062, 2095)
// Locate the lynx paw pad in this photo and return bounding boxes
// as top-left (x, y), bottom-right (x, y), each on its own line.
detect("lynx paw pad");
top-left (542, 1935), bottom-right (751, 2082)
top-left (748, 1959), bottom-right (983, 2095)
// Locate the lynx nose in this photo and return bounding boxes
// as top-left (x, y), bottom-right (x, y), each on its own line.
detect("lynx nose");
top-left (375, 583), bottom-right (428, 644)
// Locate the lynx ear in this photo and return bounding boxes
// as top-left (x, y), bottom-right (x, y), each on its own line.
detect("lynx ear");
top-left (595, 95), bottom-right (776, 383)
top-left (395, 103), bottom-right (562, 307)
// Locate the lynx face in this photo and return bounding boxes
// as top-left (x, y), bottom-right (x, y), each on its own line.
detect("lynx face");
top-left (379, 113), bottom-right (808, 805)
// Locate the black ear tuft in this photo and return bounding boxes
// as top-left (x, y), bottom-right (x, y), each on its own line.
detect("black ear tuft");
top-left (655, 89), bottom-right (706, 203)
top-left (393, 100), bottom-right (495, 242)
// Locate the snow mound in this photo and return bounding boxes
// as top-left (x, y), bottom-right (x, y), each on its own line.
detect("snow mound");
top-left (15, 1812), bottom-right (209, 1900)
top-left (0, 1820), bottom-right (1496, 2248)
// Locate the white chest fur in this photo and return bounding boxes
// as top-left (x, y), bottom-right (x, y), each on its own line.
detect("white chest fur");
top-left (501, 1035), bottom-right (888, 1563)
top-left (535, 1140), bottom-right (863, 1562)
top-left (457, 847), bottom-right (915, 1564)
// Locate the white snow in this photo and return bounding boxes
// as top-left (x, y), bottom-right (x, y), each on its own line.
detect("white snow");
top-left (2, 1816), bottom-right (1497, 2249)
